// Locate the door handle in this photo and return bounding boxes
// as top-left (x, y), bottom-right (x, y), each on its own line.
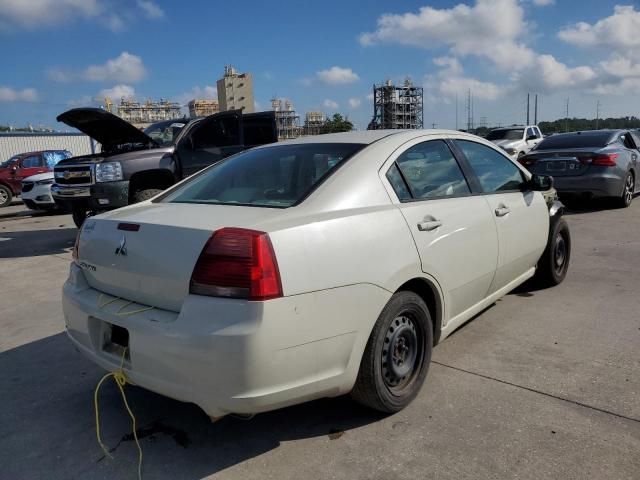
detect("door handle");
top-left (417, 219), bottom-right (442, 231)
top-left (495, 206), bottom-right (510, 217)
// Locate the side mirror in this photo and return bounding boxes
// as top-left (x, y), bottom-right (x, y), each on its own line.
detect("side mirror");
top-left (528, 173), bottom-right (553, 191)
top-left (10, 164), bottom-right (18, 174)
top-left (526, 134), bottom-right (537, 141)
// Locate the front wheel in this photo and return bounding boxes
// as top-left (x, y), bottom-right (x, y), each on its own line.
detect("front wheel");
top-left (0, 185), bottom-right (13, 207)
top-left (352, 291), bottom-right (433, 413)
top-left (71, 206), bottom-right (94, 228)
top-left (132, 188), bottom-right (163, 203)
top-left (535, 217), bottom-right (571, 287)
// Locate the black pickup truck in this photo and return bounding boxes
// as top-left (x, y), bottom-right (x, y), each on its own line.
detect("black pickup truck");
top-left (52, 107), bottom-right (277, 227)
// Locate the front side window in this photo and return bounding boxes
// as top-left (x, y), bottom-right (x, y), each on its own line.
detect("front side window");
top-left (455, 140), bottom-right (525, 193)
top-left (394, 140), bottom-right (470, 199)
top-left (144, 120), bottom-right (186, 147)
top-left (21, 155), bottom-right (43, 168)
top-left (526, 127), bottom-right (536, 139)
top-left (161, 143), bottom-right (364, 207)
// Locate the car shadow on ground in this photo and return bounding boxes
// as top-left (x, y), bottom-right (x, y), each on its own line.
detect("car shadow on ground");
top-left (0, 227), bottom-right (77, 258)
top-left (0, 333), bottom-right (386, 479)
top-left (561, 196), bottom-right (630, 215)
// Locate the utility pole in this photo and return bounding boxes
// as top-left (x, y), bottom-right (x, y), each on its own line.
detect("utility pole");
top-left (431, 123), bottom-right (437, 129)
top-left (526, 93), bottom-right (530, 125)
top-left (596, 100), bottom-right (600, 130)
top-left (466, 89), bottom-right (472, 132)
top-left (455, 93), bottom-right (458, 131)
top-left (565, 98), bottom-right (570, 133)
top-left (534, 94), bottom-right (538, 124)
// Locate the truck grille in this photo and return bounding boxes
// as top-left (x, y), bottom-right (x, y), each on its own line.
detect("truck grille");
top-left (54, 165), bottom-right (92, 185)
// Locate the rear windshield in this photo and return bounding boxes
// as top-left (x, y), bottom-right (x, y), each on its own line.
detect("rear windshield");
top-left (486, 129), bottom-right (524, 141)
top-left (161, 143), bottom-right (365, 208)
top-left (535, 132), bottom-right (613, 150)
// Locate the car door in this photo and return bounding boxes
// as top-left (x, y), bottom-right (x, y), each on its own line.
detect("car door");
top-left (13, 154), bottom-right (47, 189)
top-left (381, 138), bottom-right (499, 320)
top-left (176, 111), bottom-right (244, 177)
top-left (452, 138), bottom-right (549, 294)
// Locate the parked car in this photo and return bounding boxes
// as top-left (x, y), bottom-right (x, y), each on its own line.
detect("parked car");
top-left (486, 125), bottom-right (543, 159)
top-left (519, 129), bottom-right (639, 207)
top-left (52, 108), bottom-right (278, 227)
top-left (63, 130), bottom-right (569, 417)
top-left (0, 150), bottom-right (71, 207)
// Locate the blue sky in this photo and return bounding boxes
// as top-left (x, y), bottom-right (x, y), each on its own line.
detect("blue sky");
top-left (1, 0), bottom-right (638, 130)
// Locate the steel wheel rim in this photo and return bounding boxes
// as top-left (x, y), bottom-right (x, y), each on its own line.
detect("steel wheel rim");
top-left (0, 190), bottom-right (7, 204)
top-left (553, 232), bottom-right (567, 275)
top-left (381, 313), bottom-right (424, 394)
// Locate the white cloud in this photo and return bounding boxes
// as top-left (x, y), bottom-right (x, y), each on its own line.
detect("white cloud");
top-left (47, 67), bottom-right (75, 83)
top-left (317, 66), bottom-right (359, 85)
top-left (425, 57), bottom-right (502, 102)
top-left (359, 0), bottom-right (534, 70)
top-left (516, 55), bottom-right (596, 92)
top-left (0, 86), bottom-right (37, 102)
top-left (84, 52), bottom-right (146, 83)
top-left (0, 0), bottom-right (101, 28)
top-left (137, 0), bottom-right (164, 19)
top-left (558, 6), bottom-right (640, 50)
top-left (348, 98), bottom-right (362, 108)
top-left (366, 93), bottom-right (374, 101)
top-left (600, 55), bottom-right (640, 78)
top-left (99, 84), bottom-right (135, 100)
top-left (175, 85), bottom-right (218, 105)
top-left (532, 0), bottom-right (554, 6)
top-left (323, 99), bottom-right (339, 110)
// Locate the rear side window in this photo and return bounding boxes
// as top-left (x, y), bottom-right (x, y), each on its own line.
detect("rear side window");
top-left (162, 143), bottom-right (364, 207)
top-left (393, 140), bottom-right (470, 199)
top-left (191, 117), bottom-right (240, 149)
top-left (386, 163), bottom-right (412, 201)
top-left (535, 132), bottom-right (613, 150)
top-left (455, 140), bottom-right (524, 193)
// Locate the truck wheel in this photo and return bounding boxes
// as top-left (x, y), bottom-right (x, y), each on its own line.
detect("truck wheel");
top-left (0, 185), bottom-right (12, 207)
top-left (132, 189), bottom-right (163, 203)
top-left (352, 291), bottom-right (433, 413)
top-left (71, 206), bottom-right (88, 228)
top-left (534, 217), bottom-right (571, 287)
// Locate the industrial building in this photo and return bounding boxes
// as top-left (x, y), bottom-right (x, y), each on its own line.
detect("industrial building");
top-left (105, 97), bottom-right (182, 128)
top-left (368, 78), bottom-right (424, 130)
top-left (272, 98), bottom-right (303, 140)
top-left (217, 65), bottom-right (254, 113)
top-left (188, 99), bottom-right (219, 118)
top-left (303, 111), bottom-right (326, 136)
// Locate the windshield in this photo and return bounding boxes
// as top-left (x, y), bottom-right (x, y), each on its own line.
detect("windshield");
top-left (161, 143), bottom-right (365, 208)
top-left (144, 120), bottom-right (186, 146)
top-left (0, 156), bottom-right (19, 168)
top-left (534, 132), bottom-right (614, 150)
top-left (486, 129), bottom-right (524, 141)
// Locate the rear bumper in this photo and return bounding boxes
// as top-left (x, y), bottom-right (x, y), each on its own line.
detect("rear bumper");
top-left (62, 263), bottom-right (389, 417)
top-left (52, 180), bottom-right (129, 210)
top-left (552, 172), bottom-right (624, 197)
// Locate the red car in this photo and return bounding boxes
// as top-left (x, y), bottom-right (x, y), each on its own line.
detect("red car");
top-left (0, 150), bottom-right (71, 207)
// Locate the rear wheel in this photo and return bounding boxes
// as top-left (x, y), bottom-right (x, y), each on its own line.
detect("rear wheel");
top-left (352, 291), bottom-right (433, 413)
top-left (616, 172), bottom-right (634, 208)
top-left (71, 206), bottom-right (94, 228)
top-left (0, 185), bottom-right (12, 207)
top-left (132, 188), bottom-right (163, 203)
top-left (535, 217), bottom-right (571, 287)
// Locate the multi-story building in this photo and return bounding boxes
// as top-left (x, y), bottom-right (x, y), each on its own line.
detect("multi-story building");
top-left (217, 65), bottom-right (254, 113)
top-left (188, 99), bottom-right (219, 118)
top-left (303, 111), bottom-right (326, 136)
top-left (368, 78), bottom-right (423, 130)
top-left (107, 97), bottom-right (182, 129)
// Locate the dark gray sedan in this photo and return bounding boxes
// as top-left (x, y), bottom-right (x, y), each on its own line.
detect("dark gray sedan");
top-left (520, 130), bottom-right (638, 207)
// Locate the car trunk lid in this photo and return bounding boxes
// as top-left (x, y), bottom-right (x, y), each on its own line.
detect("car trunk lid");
top-left (523, 148), bottom-right (602, 177)
top-left (76, 202), bottom-right (285, 312)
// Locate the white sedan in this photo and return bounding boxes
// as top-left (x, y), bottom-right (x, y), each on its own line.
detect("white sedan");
top-left (63, 130), bottom-right (570, 417)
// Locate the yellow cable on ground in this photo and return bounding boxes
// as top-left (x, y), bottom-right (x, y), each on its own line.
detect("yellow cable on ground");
top-left (94, 347), bottom-right (143, 480)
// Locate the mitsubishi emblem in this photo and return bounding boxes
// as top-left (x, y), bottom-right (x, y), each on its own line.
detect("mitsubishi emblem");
top-left (115, 235), bottom-right (127, 256)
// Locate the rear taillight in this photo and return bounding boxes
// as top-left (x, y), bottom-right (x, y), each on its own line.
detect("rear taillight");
top-left (580, 153), bottom-right (618, 166)
top-left (190, 228), bottom-right (283, 301)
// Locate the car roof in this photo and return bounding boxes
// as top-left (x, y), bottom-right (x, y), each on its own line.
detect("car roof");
top-left (15, 150), bottom-right (68, 157)
top-left (548, 129), bottom-right (622, 137)
top-left (274, 129), bottom-right (477, 145)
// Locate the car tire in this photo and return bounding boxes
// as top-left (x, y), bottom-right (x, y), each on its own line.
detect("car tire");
top-left (535, 216), bottom-right (571, 287)
top-left (351, 291), bottom-right (433, 413)
top-left (71, 206), bottom-right (91, 228)
top-left (0, 185), bottom-right (13, 208)
top-left (616, 171), bottom-right (634, 208)
top-left (133, 189), bottom-right (163, 203)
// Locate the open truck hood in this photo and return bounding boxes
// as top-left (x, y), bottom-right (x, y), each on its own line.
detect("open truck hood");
top-left (57, 108), bottom-right (158, 150)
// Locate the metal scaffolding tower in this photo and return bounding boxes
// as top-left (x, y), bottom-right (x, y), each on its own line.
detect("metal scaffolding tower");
top-left (368, 78), bottom-right (423, 130)
top-left (272, 98), bottom-right (303, 140)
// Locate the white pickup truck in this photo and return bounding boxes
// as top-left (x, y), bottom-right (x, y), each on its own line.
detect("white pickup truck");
top-left (486, 125), bottom-right (543, 159)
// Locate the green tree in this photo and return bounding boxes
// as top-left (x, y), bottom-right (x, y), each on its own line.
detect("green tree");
top-left (320, 113), bottom-right (354, 134)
